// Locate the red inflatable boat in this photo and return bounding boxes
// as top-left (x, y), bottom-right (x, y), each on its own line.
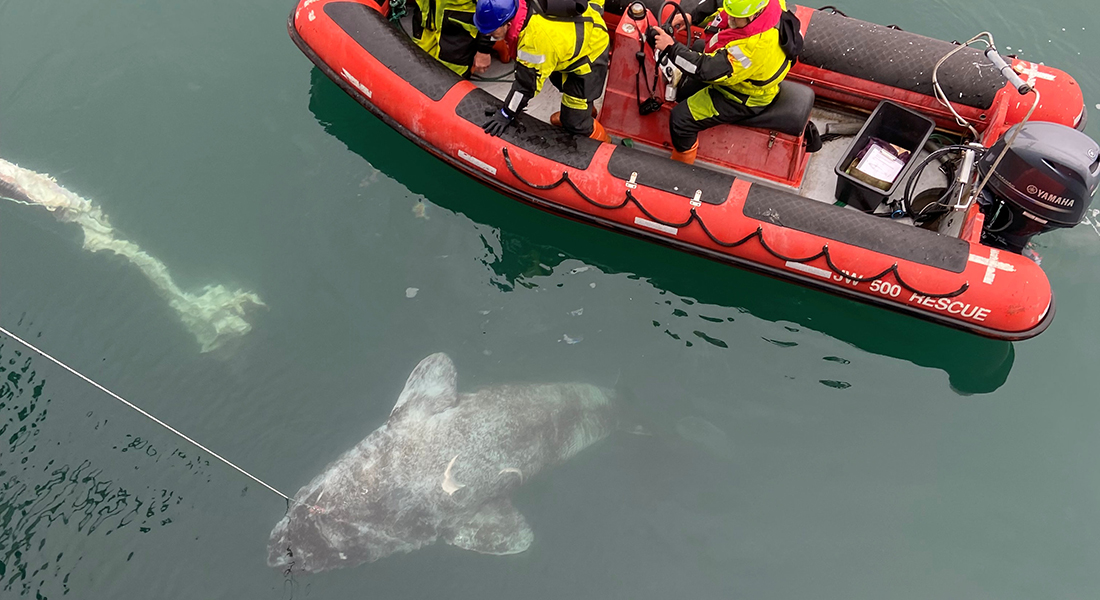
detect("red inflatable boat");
top-left (288, 0), bottom-right (1098, 340)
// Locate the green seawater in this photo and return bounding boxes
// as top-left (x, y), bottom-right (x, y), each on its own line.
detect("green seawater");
top-left (1, 0), bottom-right (1099, 597)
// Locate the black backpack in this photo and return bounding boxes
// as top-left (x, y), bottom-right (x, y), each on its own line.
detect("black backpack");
top-left (534, 0), bottom-right (586, 19)
top-left (777, 9), bottom-right (803, 61)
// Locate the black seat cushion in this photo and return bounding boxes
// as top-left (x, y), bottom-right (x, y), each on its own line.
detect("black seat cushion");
top-left (739, 81), bottom-right (815, 136)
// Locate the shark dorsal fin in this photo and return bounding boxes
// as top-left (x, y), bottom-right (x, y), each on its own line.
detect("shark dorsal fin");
top-left (389, 353), bottom-right (459, 423)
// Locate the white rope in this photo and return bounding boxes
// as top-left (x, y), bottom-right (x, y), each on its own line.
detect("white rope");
top-left (0, 325), bottom-right (291, 501)
top-left (931, 32), bottom-right (993, 140)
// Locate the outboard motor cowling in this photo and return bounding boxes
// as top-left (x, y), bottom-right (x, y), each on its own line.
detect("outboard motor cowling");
top-left (978, 121), bottom-right (1100, 253)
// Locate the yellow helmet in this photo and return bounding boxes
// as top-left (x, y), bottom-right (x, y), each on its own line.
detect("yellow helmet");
top-left (722, 0), bottom-right (768, 18)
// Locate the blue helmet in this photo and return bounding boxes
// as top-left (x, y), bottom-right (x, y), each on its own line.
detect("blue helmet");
top-left (474, 0), bottom-right (518, 34)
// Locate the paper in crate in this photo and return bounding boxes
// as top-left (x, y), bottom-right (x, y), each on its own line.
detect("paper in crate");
top-left (846, 138), bottom-right (912, 191)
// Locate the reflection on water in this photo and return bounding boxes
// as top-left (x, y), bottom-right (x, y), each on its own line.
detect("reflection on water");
top-left (0, 340), bottom-right (184, 597)
top-left (306, 68), bottom-right (1015, 394)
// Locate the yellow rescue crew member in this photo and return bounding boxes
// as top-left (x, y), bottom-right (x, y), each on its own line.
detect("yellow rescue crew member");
top-left (651, 0), bottom-right (797, 164)
top-left (474, 0), bottom-right (611, 140)
top-left (410, 0), bottom-right (495, 76)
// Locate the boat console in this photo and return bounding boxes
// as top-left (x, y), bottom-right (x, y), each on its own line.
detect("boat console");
top-left (599, 7), bottom-right (815, 187)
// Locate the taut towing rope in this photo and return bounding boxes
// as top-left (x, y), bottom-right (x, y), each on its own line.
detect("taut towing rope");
top-left (501, 147), bottom-right (970, 299)
top-left (0, 325), bottom-right (292, 504)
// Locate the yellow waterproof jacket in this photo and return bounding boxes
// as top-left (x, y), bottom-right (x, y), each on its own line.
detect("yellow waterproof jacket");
top-left (412, 0), bottom-right (493, 74)
top-left (412, 0), bottom-right (480, 49)
top-left (412, 0), bottom-right (445, 48)
top-left (668, 0), bottom-right (791, 107)
top-left (712, 26), bottom-right (789, 106)
top-left (438, 0), bottom-right (480, 37)
top-left (513, 0), bottom-right (609, 96)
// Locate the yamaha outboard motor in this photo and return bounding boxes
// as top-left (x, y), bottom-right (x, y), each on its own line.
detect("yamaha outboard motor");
top-left (978, 121), bottom-right (1100, 253)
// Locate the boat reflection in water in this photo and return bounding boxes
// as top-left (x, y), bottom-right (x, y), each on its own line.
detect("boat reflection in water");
top-left (306, 68), bottom-right (1013, 394)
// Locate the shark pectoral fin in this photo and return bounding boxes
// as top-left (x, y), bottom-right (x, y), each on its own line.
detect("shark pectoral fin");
top-left (444, 499), bottom-right (533, 556)
top-left (389, 353), bottom-right (460, 423)
top-left (442, 455), bottom-right (465, 495)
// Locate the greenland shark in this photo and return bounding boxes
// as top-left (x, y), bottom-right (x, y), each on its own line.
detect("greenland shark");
top-left (268, 353), bottom-right (619, 573)
top-left (0, 158), bottom-right (264, 352)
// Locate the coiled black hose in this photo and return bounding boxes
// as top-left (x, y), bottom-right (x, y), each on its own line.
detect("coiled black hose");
top-left (900, 144), bottom-right (986, 220)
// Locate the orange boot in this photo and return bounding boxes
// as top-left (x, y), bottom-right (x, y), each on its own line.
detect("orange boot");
top-left (549, 113), bottom-right (609, 142)
top-left (589, 119), bottom-right (610, 143)
top-left (550, 107), bottom-right (599, 127)
top-left (670, 142), bottom-right (698, 165)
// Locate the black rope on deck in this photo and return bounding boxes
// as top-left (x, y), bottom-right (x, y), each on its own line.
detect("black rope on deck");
top-left (501, 147), bottom-right (970, 299)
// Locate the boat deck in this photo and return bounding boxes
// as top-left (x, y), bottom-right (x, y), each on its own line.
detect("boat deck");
top-left (471, 57), bottom-right (948, 215)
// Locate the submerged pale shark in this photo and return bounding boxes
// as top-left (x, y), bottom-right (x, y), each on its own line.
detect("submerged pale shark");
top-left (268, 353), bottom-right (619, 573)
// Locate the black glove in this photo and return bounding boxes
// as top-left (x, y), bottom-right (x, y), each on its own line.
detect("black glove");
top-left (483, 109), bottom-right (514, 137)
top-left (645, 24), bottom-right (673, 48)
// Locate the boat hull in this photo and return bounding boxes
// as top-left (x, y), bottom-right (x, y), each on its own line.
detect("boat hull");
top-left (289, 0), bottom-right (1058, 340)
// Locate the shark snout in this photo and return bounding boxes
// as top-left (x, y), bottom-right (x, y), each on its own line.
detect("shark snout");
top-left (267, 507), bottom-right (375, 574)
top-left (266, 517), bottom-right (295, 570)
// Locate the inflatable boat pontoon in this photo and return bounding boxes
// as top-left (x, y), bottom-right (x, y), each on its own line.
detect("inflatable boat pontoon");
top-left (288, 0), bottom-right (1099, 340)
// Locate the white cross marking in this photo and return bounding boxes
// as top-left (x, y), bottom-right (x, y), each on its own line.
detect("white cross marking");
top-left (1013, 61), bottom-right (1056, 87)
top-left (968, 249), bottom-right (1016, 284)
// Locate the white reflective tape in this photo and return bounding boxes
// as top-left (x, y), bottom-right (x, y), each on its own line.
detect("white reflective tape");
top-left (506, 92), bottom-right (525, 113)
top-left (674, 55), bottom-right (698, 75)
top-left (729, 46), bottom-right (751, 69)
top-left (517, 50), bottom-right (545, 65)
top-left (458, 150), bottom-right (497, 175)
top-left (635, 217), bottom-right (678, 235)
top-left (785, 261), bottom-right (832, 280)
top-left (340, 68), bottom-right (372, 99)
